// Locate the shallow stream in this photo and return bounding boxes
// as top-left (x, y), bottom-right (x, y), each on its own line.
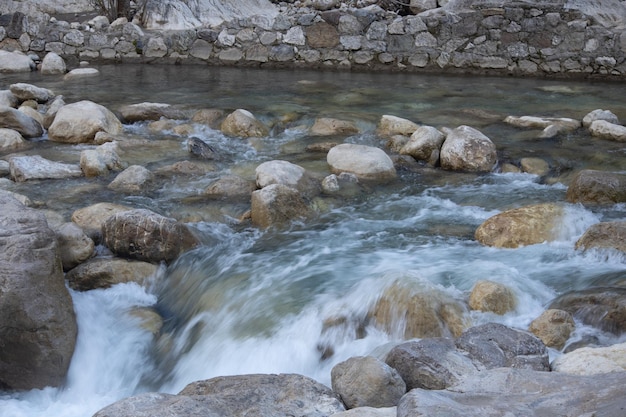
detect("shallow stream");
top-left (1, 65), bottom-right (626, 416)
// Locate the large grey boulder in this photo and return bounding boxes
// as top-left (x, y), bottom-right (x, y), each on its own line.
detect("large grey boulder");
top-left (95, 373), bottom-right (346, 416)
top-left (9, 155), bottom-right (83, 182)
top-left (400, 125), bottom-right (445, 164)
top-left (566, 169), bottom-right (626, 204)
top-left (48, 100), bottom-right (123, 143)
top-left (102, 208), bottom-right (201, 263)
top-left (40, 52), bottom-right (66, 75)
top-left (439, 125), bottom-right (497, 172)
top-left (0, 192), bottom-right (77, 390)
top-left (331, 356), bottom-right (406, 409)
top-left (327, 143), bottom-right (396, 182)
top-left (455, 322), bottom-right (549, 371)
top-left (140, 0), bottom-right (279, 30)
top-left (0, 105), bottom-right (44, 138)
top-left (589, 120), bottom-right (626, 141)
top-left (397, 368), bottom-right (626, 417)
top-left (385, 338), bottom-right (479, 391)
top-left (0, 50), bottom-right (34, 73)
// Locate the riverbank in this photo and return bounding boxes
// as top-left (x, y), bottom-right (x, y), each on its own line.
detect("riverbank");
top-left (1, 1), bottom-right (626, 79)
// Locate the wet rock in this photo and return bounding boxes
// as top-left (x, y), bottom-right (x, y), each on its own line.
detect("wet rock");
top-left (0, 192), bottom-right (77, 390)
top-left (187, 136), bottom-right (217, 160)
top-left (440, 125), bottom-right (497, 173)
top-left (102, 208), bottom-right (201, 263)
top-left (71, 202), bottom-right (134, 243)
top-left (528, 309), bottom-right (575, 350)
top-left (204, 175), bottom-right (256, 201)
top-left (468, 280), bottom-right (517, 314)
top-left (455, 322), bottom-right (549, 371)
top-left (9, 155), bottom-right (82, 182)
top-left (504, 115), bottom-right (581, 131)
top-left (9, 83), bottom-right (54, 103)
top-left (331, 356), bottom-right (406, 409)
top-left (575, 221), bottom-right (626, 254)
top-left (43, 95), bottom-right (66, 129)
top-left (0, 50), bottom-right (34, 73)
top-left (520, 157), bottom-right (549, 176)
top-left (256, 159), bottom-right (320, 197)
top-left (399, 125), bottom-right (445, 164)
top-left (372, 280), bottom-right (470, 339)
top-left (93, 392), bottom-right (219, 417)
top-left (565, 169), bottom-right (626, 204)
top-left (155, 160), bottom-right (213, 176)
top-left (551, 342), bottom-right (626, 375)
top-left (385, 337), bottom-right (479, 390)
top-left (327, 143), bottom-right (396, 182)
top-left (0, 106), bottom-right (44, 138)
top-left (589, 119), bottom-right (626, 141)
top-left (310, 117), bottom-right (359, 136)
top-left (127, 307), bottom-right (163, 336)
top-left (118, 102), bottom-right (188, 123)
top-left (397, 368), bottom-right (626, 417)
top-left (55, 222), bottom-right (95, 271)
top-left (191, 108), bottom-right (225, 128)
top-left (80, 141), bottom-right (126, 177)
top-left (66, 257), bottom-right (158, 291)
top-left (48, 100), bottom-right (123, 143)
top-left (107, 165), bottom-right (154, 194)
top-left (250, 183), bottom-right (311, 228)
top-left (220, 108), bottom-right (269, 138)
top-left (63, 68), bottom-right (100, 80)
top-left (547, 287), bottom-right (626, 335)
top-left (474, 203), bottom-right (564, 248)
top-left (0, 127), bottom-right (26, 150)
top-left (40, 52), bottom-right (66, 74)
top-left (377, 115), bottom-right (419, 137)
top-left (582, 109), bottom-right (619, 128)
top-left (18, 105), bottom-right (44, 126)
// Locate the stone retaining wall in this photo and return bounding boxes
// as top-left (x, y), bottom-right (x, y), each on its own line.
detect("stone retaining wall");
top-left (1, 2), bottom-right (626, 78)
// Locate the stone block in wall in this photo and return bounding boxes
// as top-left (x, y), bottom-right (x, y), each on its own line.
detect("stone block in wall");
top-left (219, 48), bottom-right (243, 63)
top-left (340, 35), bottom-right (362, 51)
top-left (260, 31), bottom-right (278, 46)
top-left (366, 21), bottom-right (387, 40)
top-left (415, 32), bottom-right (437, 48)
top-left (353, 50), bottom-right (373, 64)
top-left (338, 15), bottom-right (363, 35)
top-left (88, 32), bottom-right (109, 48)
top-left (362, 39), bottom-right (386, 53)
top-left (409, 52), bottom-right (429, 67)
top-left (306, 22), bottom-right (339, 48)
top-left (63, 29), bottom-right (84, 47)
top-left (245, 44), bottom-right (269, 62)
top-left (270, 44), bottom-right (295, 61)
top-left (388, 34), bottom-right (414, 53)
top-left (298, 49), bottom-right (321, 63)
top-left (405, 16), bottom-right (428, 34)
top-left (144, 37), bottom-right (167, 57)
top-left (101, 48), bottom-right (116, 60)
top-left (45, 42), bottom-right (64, 55)
top-left (284, 26), bottom-right (306, 46)
top-left (190, 39), bottom-right (212, 60)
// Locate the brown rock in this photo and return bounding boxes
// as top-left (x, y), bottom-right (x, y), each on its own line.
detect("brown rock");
top-left (468, 280), bottom-right (517, 314)
top-left (575, 221), bottom-right (626, 254)
top-left (528, 309), bottom-right (575, 350)
top-left (566, 169), bottom-right (626, 205)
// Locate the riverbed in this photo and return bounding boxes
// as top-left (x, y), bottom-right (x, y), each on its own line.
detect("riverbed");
top-left (1, 65), bottom-right (626, 416)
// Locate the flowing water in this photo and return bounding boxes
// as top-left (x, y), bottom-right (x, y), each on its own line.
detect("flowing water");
top-left (2, 65), bottom-right (626, 416)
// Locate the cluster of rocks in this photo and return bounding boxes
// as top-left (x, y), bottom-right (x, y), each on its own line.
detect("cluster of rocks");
top-left (2, 74), bottom-right (626, 414)
top-left (2, 0), bottom-right (626, 77)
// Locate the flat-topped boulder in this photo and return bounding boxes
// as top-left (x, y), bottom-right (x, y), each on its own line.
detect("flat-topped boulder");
top-left (118, 102), bottom-right (188, 123)
top-left (327, 143), bottom-right (396, 182)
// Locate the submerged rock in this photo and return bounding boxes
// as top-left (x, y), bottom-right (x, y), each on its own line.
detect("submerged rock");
top-left (310, 117), bottom-right (359, 136)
